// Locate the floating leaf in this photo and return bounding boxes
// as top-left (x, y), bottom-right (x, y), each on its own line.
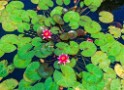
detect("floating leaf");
top-left (24, 62), bottom-right (41, 83)
top-left (63, 11), bottom-right (80, 23)
top-left (116, 47), bottom-right (124, 65)
top-left (64, 41), bottom-right (79, 55)
top-left (91, 51), bottom-right (110, 70)
top-left (80, 41), bottom-right (97, 57)
top-left (32, 37), bottom-right (42, 47)
top-left (99, 11), bottom-right (114, 23)
top-left (18, 43), bottom-right (35, 60)
top-left (50, 6), bottom-right (63, 17)
top-left (108, 26), bottom-right (121, 38)
top-left (0, 1), bottom-right (8, 10)
top-left (67, 58), bottom-right (77, 68)
top-left (0, 41), bottom-right (16, 53)
top-left (56, 0), bottom-right (70, 5)
top-left (114, 64), bottom-right (124, 79)
top-left (38, 0), bottom-right (54, 10)
top-left (0, 60), bottom-right (9, 79)
top-left (34, 42), bottom-right (54, 58)
top-left (84, 21), bottom-right (101, 34)
top-left (13, 55), bottom-right (32, 69)
top-left (100, 41), bottom-right (122, 56)
top-left (31, 0), bottom-right (39, 4)
top-left (54, 65), bottom-right (76, 87)
top-left (83, 64), bottom-right (103, 84)
top-left (50, 26), bottom-right (60, 34)
top-left (0, 78), bottom-right (18, 90)
top-left (110, 79), bottom-right (121, 90)
top-left (0, 50), bottom-right (4, 58)
top-left (79, 15), bottom-right (92, 27)
top-left (84, 0), bottom-right (103, 12)
top-left (45, 77), bottom-right (59, 90)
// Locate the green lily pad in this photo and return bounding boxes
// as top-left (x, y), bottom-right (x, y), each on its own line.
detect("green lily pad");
top-left (54, 65), bottom-right (76, 87)
top-left (32, 37), bottom-right (42, 47)
top-left (83, 64), bottom-right (103, 84)
top-left (84, 21), bottom-right (101, 34)
top-left (99, 11), bottom-right (114, 24)
top-left (100, 41), bottom-right (122, 56)
top-left (91, 51), bottom-right (110, 70)
top-left (0, 41), bottom-right (16, 53)
top-left (50, 26), bottom-right (60, 34)
top-left (18, 43), bottom-right (35, 60)
top-left (38, 0), bottom-right (54, 10)
top-left (110, 79), bottom-right (121, 90)
top-left (24, 62), bottom-right (41, 83)
top-left (63, 11), bottom-right (80, 23)
top-left (79, 15), bottom-right (92, 27)
top-left (0, 60), bottom-right (9, 79)
top-left (31, 0), bottom-right (39, 4)
top-left (56, 0), bottom-right (70, 5)
top-left (0, 78), bottom-right (18, 90)
top-left (34, 42), bottom-right (54, 58)
top-left (64, 41), bottom-right (79, 55)
top-left (13, 55), bottom-right (32, 69)
top-left (50, 6), bottom-right (63, 17)
top-left (108, 26), bottom-right (121, 38)
top-left (80, 41), bottom-right (97, 57)
top-left (0, 50), bottom-right (4, 58)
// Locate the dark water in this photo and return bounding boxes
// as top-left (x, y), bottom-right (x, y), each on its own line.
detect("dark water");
top-left (1, 0), bottom-right (124, 87)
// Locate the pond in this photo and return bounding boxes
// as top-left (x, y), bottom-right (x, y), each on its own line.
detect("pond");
top-left (0, 0), bottom-right (124, 90)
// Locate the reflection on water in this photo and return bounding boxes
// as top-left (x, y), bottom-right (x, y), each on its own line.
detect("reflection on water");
top-left (99, 0), bottom-right (124, 11)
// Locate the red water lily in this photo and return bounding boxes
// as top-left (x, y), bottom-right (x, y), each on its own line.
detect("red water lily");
top-left (58, 54), bottom-right (70, 65)
top-left (42, 29), bottom-right (52, 39)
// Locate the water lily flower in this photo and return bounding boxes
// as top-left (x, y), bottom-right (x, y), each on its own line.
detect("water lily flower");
top-left (74, 0), bottom-right (78, 3)
top-left (42, 29), bottom-right (52, 39)
top-left (86, 38), bottom-right (93, 42)
top-left (58, 54), bottom-right (70, 65)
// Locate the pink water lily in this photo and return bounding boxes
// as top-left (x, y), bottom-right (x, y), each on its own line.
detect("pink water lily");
top-left (86, 38), bottom-right (93, 42)
top-left (58, 54), bottom-right (70, 65)
top-left (42, 29), bottom-right (52, 39)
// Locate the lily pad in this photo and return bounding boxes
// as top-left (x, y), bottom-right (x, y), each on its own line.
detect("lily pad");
top-left (54, 65), bottom-right (76, 87)
top-left (83, 64), bottom-right (103, 84)
top-left (91, 51), bottom-right (110, 70)
top-left (99, 11), bottom-right (114, 23)
top-left (84, 21), bottom-right (101, 34)
top-left (13, 55), bottom-right (32, 69)
top-left (24, 62), bottom-right (41, 83)
top-left (80, 41), bottom-right (97, 57)
top-left (50, 6), bottom-right (63, 17)
top-left (0, 78), bottom-right (18, 90)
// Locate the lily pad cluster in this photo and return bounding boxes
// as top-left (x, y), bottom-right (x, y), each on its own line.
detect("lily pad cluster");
top-left (0, 0), bottom-right (124, 90)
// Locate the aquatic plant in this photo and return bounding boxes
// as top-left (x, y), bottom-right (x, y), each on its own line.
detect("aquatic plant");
top-left (0, 0), bottom-right (124, 90)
